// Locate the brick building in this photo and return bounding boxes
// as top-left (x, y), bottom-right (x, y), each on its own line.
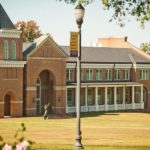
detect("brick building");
top-left (0, 4), bottom-right (150, 117)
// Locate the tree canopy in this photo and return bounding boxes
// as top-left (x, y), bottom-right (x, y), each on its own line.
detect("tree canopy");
top-left (140, 42), bottom-right (150, 54)
top-left (15, 20), bottom-right (42, 42)
top-left (57, 0), bottom-right (150, 27)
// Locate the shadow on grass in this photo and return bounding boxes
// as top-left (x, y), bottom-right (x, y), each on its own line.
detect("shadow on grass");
top-left (80, 112), bottom-right (120, 118)
top-left (32, 143), bottom-right (150, 150)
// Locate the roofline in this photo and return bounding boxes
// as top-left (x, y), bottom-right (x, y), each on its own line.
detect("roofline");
top-left (66, 61), bottom-right (150, 64)
top-left (27, 36), bottom-right (67, 58)
top-left (125, 41), bottom-right (150, 60)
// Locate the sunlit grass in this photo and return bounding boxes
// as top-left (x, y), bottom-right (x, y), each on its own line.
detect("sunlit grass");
top-left (0, 112), bottom-right (150, 150)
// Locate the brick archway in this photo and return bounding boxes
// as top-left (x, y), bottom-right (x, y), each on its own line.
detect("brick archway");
top-left (4, 92), bottom-right (15, 116)
top-left (36, 70), bottom-right (56, 114)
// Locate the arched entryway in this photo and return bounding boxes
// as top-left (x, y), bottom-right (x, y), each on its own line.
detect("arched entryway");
top-left (36, 70), bottom-right (55, 115)
top-left (4, 92), bottom-right (15, 116)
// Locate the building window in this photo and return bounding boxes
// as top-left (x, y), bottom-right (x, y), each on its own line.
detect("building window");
top-left (98, 88), bottom-right (103, 105)
top-left (81, 88), bottom-right (85, 106)
top-left (67, 89), bottom-right (74, 106)
top-left (123, 69), bottom-right (130, 80)
top-left (11, 41), bottom-right (16, 59)
top-left (4, 40), bottom-right (9, 59)
top-left (139, 69), bottom-right (149, 80)
top-left (81, 70), bottom-right (84, 81)
top-left (114, 69), bottom-right (121, 80)
top-left (86, 69), bottom-right (93, 81)
top-left (67, 69), bottom-right (74, 81)
top-left (106, 69), bottom-right (112, 80)
top-left (125, 87), bottom-right (131, 104)
top-left (107, 88), bottom-right (112, 104)
top-left (36, 77), bottom-right (41, 114)
top-left (143, 88), bottom-right (147, 103)
top-left (117, 88), bottom-right (121, 104)
top-left (87, 88), bottom-right (94, 105)
top-left (96, 69), bottom-right (102, 80)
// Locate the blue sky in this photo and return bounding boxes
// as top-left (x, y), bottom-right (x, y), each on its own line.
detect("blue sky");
top-left (0, 0), bottom-right (150, 48)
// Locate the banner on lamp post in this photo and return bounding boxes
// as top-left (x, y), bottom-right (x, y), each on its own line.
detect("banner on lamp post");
top-left (70, 32), bottom-right (78, 57)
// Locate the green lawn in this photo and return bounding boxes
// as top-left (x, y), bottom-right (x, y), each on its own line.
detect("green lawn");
top-left (0, 112), bottom-right (150, 150)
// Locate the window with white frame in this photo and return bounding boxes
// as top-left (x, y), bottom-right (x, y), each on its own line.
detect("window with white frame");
top-left (11, 40), bottom-right (16, 59)
top-left (98, 88), bottom-right (103, 105)
top-left (117, 88), bottom-right (121, 104)
top-left (36, 77), bottom-right (41, 114)
top-left (81, 70), bottom-right (84, 81)
top-left (81, 88), bottom-right (85, 106)
top-left (67, 89), bottom-right (74, 106)
top-left (96, 69), bottom-right (102, 80)
top-left (106, 69), bottom-right (112, 80)
top-left (123, 69), bottom-right (130, 80)
top-left (86, 69), bottom-right (93, 81)
top-left (139, 69), bottom-right (149, 80)
top-left (66, 69), bottom-right (74, 81)
top-left (87, 88), bottom-right (94, 105)
top-left (4, 40), bottom-right (9, 59)
top-left (107, 88), bottom-right (112, 104)
top-left (125, 87), bottom-right (131, 104)
top-left (114, 69), bottom-right (121, 80)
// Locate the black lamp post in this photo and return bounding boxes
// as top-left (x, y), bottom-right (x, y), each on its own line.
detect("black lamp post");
top-left (74, 3), bottom-right (85, 149)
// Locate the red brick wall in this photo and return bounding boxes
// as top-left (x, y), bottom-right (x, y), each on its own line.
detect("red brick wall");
top-left (24, 39), bottom-right (67, 116)
top-left (0, 67), bottom-right (24, 117)
top-left (0, 37), bottom-right (23, 60)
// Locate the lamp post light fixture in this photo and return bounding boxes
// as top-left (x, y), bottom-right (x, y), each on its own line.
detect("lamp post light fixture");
top-left (74, 3), bottom-right (85, 149)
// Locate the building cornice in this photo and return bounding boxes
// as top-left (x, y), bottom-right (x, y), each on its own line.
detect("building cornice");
top-left (0, 29), bottom-right (21, 38)
top-left (67, 63), bottom-right (132, 69)
top-left (0, 60), bottom-right (26, 68)
top-left (67, 62), bottom-right (150, 69)
top-left (136, 64), bottom-right (150, 68)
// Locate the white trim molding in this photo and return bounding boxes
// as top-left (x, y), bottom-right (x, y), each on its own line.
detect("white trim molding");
top-left (0, 29), bottom-right (21, 38)
top-left (136, 64), bottom-right (150, 69)
top-left (114, 64), bottom-right (132, 68)
top-left (26, 86), bottom-right (36, 91)
top-left (81, 64), bottom-right (114, 69)
top-left (67, 63), bottom-right (133, 69)
top-left (67, 63), bottom-right (76, 68)
top-left (0, 61), bottom-right (26, 68)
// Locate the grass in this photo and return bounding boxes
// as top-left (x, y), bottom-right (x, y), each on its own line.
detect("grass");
top-left (0, 112), bottom-right (150, 150)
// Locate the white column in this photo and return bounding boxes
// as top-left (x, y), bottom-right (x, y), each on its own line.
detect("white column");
top-left (132, 86), bottom-right (135, 109)
top-left (123, 86), bottom-right (126, 110)
top-left (85, 86), bottom-right (88, 112)
top-left (105, 87), bottom-right (108, 111)
top-left (95, 87), bottom-right (98, 111)
top-left (141, 85), bottom-right (144, 109)
top-left (114, 86), bottom-right (117, 110)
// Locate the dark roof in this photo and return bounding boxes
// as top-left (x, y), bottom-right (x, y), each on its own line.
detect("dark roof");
top-left (61, 46), bottom-right (150, 63)
top-left (0, 4), bottom-right (15, 29)
top-left (23, 42), bottom-right (36, 57)
top-left (23, 35), bottom-right (68, 58)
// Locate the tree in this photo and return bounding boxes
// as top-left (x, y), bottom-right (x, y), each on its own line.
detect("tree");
top-left (57, 0), bottom-right (150, 27)
top-left (15, 20), bottom-right (42, 42)
top-left (140, 42), bottom-right (150, 54)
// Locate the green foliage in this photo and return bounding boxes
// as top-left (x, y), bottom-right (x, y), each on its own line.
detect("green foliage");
top-left (0, 123), bottom-right (33, 150)
top-left (15, 20), bottom-right (42, 42)
top-left (57, 0), bottom-right (150, 27)
top-left (140, 42), bottom-right (150, 54)
top-left (102, 0), bottom-right (150, 27)
top-left (56, 0), bottom-right (93, 5)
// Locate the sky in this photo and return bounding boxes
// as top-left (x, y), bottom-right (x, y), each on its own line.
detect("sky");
top-left (0, 0), bottom-right (150, 48)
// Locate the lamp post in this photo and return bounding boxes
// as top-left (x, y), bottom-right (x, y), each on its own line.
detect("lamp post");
top-left (74, 3), bottom-right (85, 149)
